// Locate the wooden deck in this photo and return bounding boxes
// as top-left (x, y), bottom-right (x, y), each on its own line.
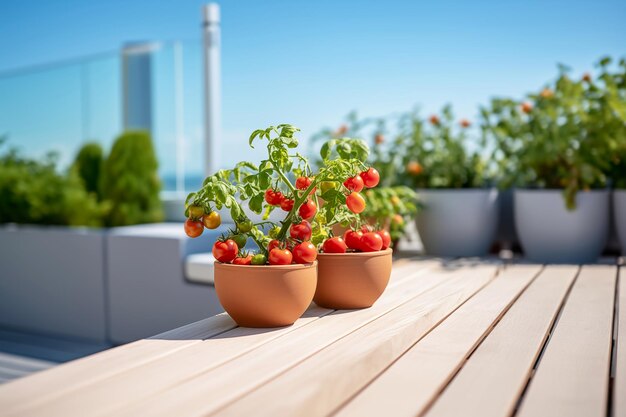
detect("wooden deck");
top-left (0, 259), bottom-right (623, 417)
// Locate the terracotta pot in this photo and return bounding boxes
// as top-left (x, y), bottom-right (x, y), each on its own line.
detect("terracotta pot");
top-left (214, 262), bottom-right (317, 328)
top-left (314, 249), bottom-right (392, 309)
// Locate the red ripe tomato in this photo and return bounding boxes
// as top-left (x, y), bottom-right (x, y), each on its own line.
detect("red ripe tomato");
top-left (268, 239), bottom-right (281, 252)
top-left (264, 189), bottom-right (284, 206)
top-left (295, 176), bottom-right (313, 191)
top-left (343, 175), bottom-right (364, 192)
top-left (346, 192), bottom-right (366, 214)
top-left (280, 198), bottom-right (294, 211)
top-left (344, 230), bottom-right (364, 250)
top-left (292, 241), bottom-right (318, 263)
top-left (212, 239), bottom-right (239, 263)
top-left (269, 248), bottom-right (293, 265)
top-left (290, 220), bottom-right (312, 241)
top-left (377, 230), bottom-right (391, 250)
top-left (359, 168), bottom-right (380, 188)
top-left (343, 175), bottom-right (365, 193)
top-left (298, 199), bottom-right (317, 220)
top-left (361, 232), bottom-right (383, 252)
top-left (322, 237), bottom-right (347, 253)
top-left (184, 219), bottom-right (204, 238)
top-left (232, 255), bottom-right (252, 265)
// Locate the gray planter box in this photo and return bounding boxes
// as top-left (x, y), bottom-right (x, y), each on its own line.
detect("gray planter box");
top-left (106, 223), bottom-right (224, 344)
top-left (0, 225), bottom-right (107, 342)
top-left (614, 190), bottom-right (626, 255)
top-left (415, 188), bottom-right (499, 257)
top-left (514, 189), bottom-right (610, 263)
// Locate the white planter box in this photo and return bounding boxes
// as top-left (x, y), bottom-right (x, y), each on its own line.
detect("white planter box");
top-left (106, 223), bottom-right (224, 344)
top-left (0, 225), bottom-right (107, 342)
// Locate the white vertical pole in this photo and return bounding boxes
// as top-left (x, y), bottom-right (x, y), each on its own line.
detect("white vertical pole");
top-left (174, 41), bottom-right (186, 194)
top-left (202, 3), bottom-right (221, 177)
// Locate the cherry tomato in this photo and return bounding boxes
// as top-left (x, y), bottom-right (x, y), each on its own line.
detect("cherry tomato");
top-left (268, 239), bottom-right (281, 252)
top-left (202, 211), bottom-right (221, 229)
top-left (359, 168), bottom-right (380, 188)
top-left (344, 230), bottom-right (364, 250)
top-left (375, 133), bottom-right (384, 145)
top-left (320, 181), bottom-right (337, 194)
top-left (322, 237), bottom-right (347, 253)
top-left (264, 189), bottom-right (284, 206)
top-left (377, 230), bottom-right (391, 250)
top-left (184, 219), bottom-right (204, 238)
top-left (406, 161), bottom-right (423, 175)
top-left (212, 239), bottom-right (239, 263)
top-left (232, 255), bottom-right (252, 265)
top-left (251, 254), bottom-right (267, 265)
top-left (280, 198), bottom-right (295, 212)
top-left (293, 241), bottom-right (318, 264)
top-left (295, 176), bottom-right (313, 191)
top-left (290, 220), bottom-right (312, 241)
top-left (298, 199), bottom-right (317, 220)
top-left (269, 248), bottom-right (293, 265)
top-left (188, 205), bottom-right (204, 219)
top-left (346, 192), bottom-right (366, 214)
top-left (237, 219), bottom-right (253, 233)
top-left (361, 232), bottom-right (383, 252)
top-left (343, 175), bottom-right (364, 192)
top-left (429, 115), bottom-right (440, 125)
top-left (231, 234), bottom-right (247, 248)
top-left (521, 102), bottom-right (533, 114)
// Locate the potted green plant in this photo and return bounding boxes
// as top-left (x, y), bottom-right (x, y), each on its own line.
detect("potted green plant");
top-left (310, 139), bottom-right (393, 309)
top-left (482, 63), bottom-right (614, 263)
top-left (598, 57), bottom-right (626, 254)
top-left (394, 105), bottom-right (498, 257)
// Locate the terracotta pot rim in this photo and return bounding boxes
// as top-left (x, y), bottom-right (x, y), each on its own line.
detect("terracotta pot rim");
top-left (214, 261), bottom-right (317, 270)
top-left (318, 248), bottom-right (392, 257)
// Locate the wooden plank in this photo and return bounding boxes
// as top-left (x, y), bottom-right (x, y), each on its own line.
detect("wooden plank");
top-left (0, 312), bottom-right (237, 414)
top-left (425, 265), bottom-right (578, 417)
top-left (516, 265), bottom-right (616, 417)
top-left (117, 265), bottom-right (497, 417)
top-left (6, 259), bottom-right (444, 417)
top-left (615, 267), bottom-right (625, 417)
top-left (333, 264), bottom-right (543, 417)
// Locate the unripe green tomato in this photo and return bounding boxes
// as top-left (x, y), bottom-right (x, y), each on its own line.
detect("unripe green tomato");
top-left (269, 226), bottom-right (281, 239)
top-left (231, 234), bottom-right (247, 248)
top-left (237, 220), bottom-right (253, 233)
top-left (320, 181), bottom-right (338, 194)
top-left (188, 205), bottom-right (204, 219)
top-left (251, 254), bottom-right (267, 265)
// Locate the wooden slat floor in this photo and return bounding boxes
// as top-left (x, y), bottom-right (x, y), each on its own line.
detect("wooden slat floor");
top-left (0, 258), bottom-right (622, 417)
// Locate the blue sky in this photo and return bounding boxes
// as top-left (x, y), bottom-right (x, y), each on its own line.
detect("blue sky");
top-left (0, 0), bottom-right (625, 188)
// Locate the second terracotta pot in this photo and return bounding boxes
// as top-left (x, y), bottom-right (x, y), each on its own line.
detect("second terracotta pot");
top-left (314, 249), bottom-right (392, 309)
top-left (214, 261), bottom-right (317, 328)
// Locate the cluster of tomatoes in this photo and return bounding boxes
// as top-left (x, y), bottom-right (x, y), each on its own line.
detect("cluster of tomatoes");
top-left (264, 176), bottom-right (317, 219)
top-left (212, 219), bottom-right (318, 266)
top-left (343, 167), bottom-right (379, 213)
top-left (321, 225), bottom-right (391, 254)
top-left (184, 206), bottom-right (222, 238)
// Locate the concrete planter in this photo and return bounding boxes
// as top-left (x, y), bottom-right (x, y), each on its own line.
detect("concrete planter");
top-left (614, 190), bottom-right (626, 255)
top-left (514, 189), bottom-right (609, 263)
top-left (0, 225), bottom-right (107, 342)
top-left (415, 188), bottom-right (499, 257)
top-left (106, 223), bottom-right (225, 343)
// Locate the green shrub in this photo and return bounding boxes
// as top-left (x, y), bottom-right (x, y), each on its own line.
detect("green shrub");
top-left (72, 142), bottom-right (104, 198)
top-left (0, 139), bottom-right (104, 227)
top-left (101, 130), bottom-right (163, 226)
